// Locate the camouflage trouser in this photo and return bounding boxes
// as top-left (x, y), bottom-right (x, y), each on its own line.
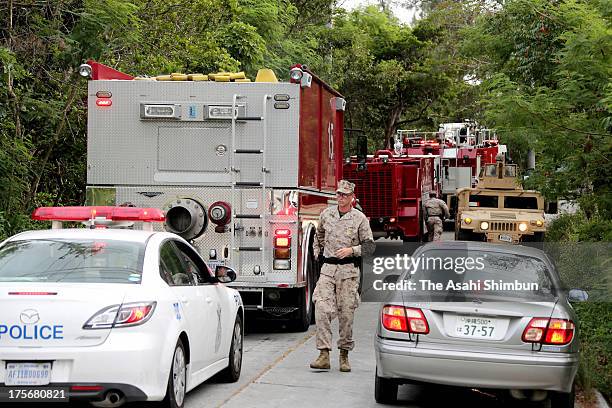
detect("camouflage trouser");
top-left (313, 273), bottom-right (360, 351)
top-left (427, 216), bottom-right (443, 241)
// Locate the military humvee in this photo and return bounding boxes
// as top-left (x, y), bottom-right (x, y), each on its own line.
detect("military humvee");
top-left (455, 157), bottom-right (546, 243)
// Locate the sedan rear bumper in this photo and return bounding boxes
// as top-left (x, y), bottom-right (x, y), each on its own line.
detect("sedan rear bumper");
top-left (375, 336), bottom-right (578, 392)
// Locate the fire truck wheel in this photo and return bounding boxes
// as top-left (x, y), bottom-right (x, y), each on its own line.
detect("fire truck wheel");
top-left (293, 246), bottom-right (315, 331)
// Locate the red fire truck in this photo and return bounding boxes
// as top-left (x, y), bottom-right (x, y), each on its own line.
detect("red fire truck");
top-left (343, 146), bottom-right (436, 242)
top-left (81, 61), bottom-right (345, 330)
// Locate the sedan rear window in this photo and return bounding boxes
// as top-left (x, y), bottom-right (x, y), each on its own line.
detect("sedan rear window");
top-left (0, 239), bottom-right (145, 283)
top-left (405, 249), bottom-right (556, 302)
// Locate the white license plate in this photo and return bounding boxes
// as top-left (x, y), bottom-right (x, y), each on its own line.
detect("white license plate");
top-left (5, 362), bottom-right (51, 386)
top-left (454, 316), bottom-right (497, 338)
top-left (498, 234), bottom-right (513, 243)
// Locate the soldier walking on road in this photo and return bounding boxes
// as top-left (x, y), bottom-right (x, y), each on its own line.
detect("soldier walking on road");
top-left (424, 192), bottom-right (450, 241)
top-left (310, 180), bottom-right (375, 372)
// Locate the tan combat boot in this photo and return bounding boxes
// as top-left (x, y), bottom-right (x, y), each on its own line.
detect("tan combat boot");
top-left (309, 349), bottom-right (330, 369)
top-left (339, 349), bottom-right (351, 372)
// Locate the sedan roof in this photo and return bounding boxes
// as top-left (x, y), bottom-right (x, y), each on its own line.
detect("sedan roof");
top-left (417, 241), bottom-right (548, 259)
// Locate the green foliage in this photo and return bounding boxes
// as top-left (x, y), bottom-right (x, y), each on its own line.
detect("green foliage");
top-left (574, 302), bottom-right (612, 400)
top-left (318, 6), bottom-right (451, 148)
top-left (462, 0), bottom-right (612, 220)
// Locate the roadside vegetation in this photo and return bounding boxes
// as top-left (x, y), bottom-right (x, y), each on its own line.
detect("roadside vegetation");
top-left (1, 0), bottom-right (610, 401)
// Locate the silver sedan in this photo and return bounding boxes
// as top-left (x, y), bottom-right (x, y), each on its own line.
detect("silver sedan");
top-left (374, 242), bottom-right (587, 408)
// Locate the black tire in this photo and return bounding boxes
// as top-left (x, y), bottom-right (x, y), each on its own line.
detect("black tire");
top-left (217, 315), bottom-right (243, 383)
top-left (293, 285), bottom-right (312, 332)
top-left (456, 229), bottom-right (472, 241)
top-left (162, 339), bottom-right (187, 408)
top-left (375, 367), bottom-right (398, 404)
top-left (294, 235), bottom-right (316, 331)
top-left (550, 386), bottom-right (575, 408)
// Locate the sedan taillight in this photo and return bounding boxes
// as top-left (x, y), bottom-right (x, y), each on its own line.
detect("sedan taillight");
top-left (522, 317), bottom-right (575, 345)
top-left (382, 305), bottom-right (429, 334)
top-left (83, 302), bottom-right (157, 329)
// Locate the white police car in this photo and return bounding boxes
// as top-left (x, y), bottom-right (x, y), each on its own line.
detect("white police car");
top-left (0, 207), bottom-right (244, 408)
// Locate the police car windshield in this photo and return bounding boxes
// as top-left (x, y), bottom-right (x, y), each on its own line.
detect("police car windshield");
top-left (403, 249), bottom-right (556, 302)
top-left (0, 239), bottom-right (145, 284)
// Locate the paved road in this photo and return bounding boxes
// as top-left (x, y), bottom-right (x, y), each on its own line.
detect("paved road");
top-left (182, 234), bottom-right (506, 408)
top-left (20, 234), bottom-right (563, 408)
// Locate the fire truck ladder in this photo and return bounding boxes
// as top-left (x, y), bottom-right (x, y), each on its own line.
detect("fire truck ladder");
top-left (230, 93), bottom-right (272, 275)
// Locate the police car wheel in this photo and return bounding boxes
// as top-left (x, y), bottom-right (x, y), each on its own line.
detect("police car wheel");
top-left (163, 339), bottom-right (186, 408)
top-left (217, 315), bottom-right (243, 383)
top-left (374, 367), bottom-right (398, 404)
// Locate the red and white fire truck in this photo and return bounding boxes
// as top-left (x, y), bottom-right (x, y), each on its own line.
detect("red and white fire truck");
top-left (437, 124), bottom-right (506, 217)
top-left (82, 61), bottom-right (345, 330)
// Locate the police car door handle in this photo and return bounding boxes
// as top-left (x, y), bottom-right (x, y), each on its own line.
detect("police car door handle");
top-left (205, 297), bottom-right (213, 304)
top-left (180, 296), bottom-right (189, 304)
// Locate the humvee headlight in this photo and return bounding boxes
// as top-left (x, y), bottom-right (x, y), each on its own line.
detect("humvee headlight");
top-left (480, 221), bottom-right (489, 230)
top-left (464, 217), bottom-right (472, 225)
top-left (518, 222), bottom-right (528, 232)
top-left (536, 220), bottom-right (543, 227)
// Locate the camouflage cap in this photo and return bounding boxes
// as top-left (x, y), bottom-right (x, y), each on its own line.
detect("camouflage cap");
top-left (336, 180), bottom-right (355, 194)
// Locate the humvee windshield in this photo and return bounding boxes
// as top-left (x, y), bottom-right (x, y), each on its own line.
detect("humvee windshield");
top-left (504, 196), bottom-right (539, 210)
top-left (469, 195), bottom-right (498, 208)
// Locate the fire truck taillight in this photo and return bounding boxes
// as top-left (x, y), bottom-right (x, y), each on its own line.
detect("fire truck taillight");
top-left (96, 91), bottom-right (112, 98)
top-left (274, 229), bottom-right (291, 247)
top-left (96, 99), bottom-right (112, 107)
top-left (273, 229), bottom-right (291, 269)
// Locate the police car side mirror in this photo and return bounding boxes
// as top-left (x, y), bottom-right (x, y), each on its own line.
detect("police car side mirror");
top-left (215, 266), bottom-right (237, 283)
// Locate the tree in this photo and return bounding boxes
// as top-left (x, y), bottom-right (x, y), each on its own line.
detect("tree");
top-left (317, 6), bottom-right (451, 148)
top-left (462, 0), bottom-right (612, 218)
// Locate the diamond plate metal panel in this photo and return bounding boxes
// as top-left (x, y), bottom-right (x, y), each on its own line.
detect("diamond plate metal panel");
top-left (112, 186), bottom-right (298, 285)
top-left (88, 81), bottom-right (299, 187)
top-left (158, 127), bottom-right (230, 172)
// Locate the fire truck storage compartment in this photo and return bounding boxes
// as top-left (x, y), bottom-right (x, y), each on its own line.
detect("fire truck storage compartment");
top-left (157, 127), bottom-right (230, 173)
top-left (87, 81), bottom-right (301, 187)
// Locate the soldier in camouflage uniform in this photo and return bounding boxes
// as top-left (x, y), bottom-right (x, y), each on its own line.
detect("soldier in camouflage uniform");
top-left (310, 180), bottom-right (375, 372)
top-left (424, 192), bottom-right (450, 241)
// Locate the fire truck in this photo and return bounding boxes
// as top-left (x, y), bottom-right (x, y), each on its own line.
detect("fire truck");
top-left (433, 124), bottom-right (506, 219)
top-left (81, 61), bottom-right (346, 331)
top-left (343, 141), bottom-right (436, 241)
